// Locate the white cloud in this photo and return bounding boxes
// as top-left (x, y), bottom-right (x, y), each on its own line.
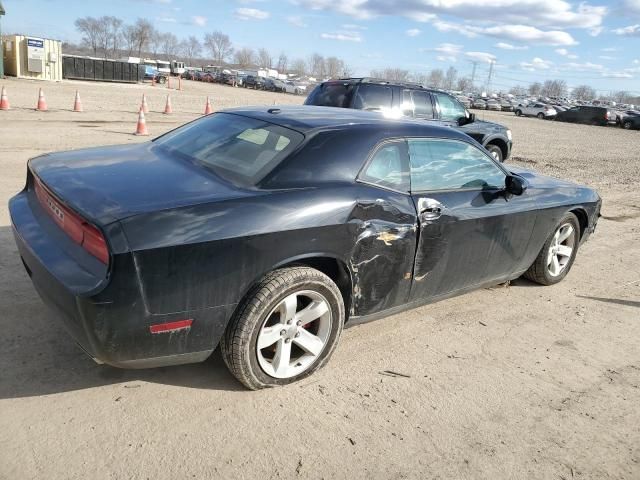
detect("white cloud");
top-left (465, 51), bottom-right (497, 63)
top-left (621, 0), bottom-right (640, 16)
top-left (602, 71), bottom-right (633, 78)
top-left (342, 24), bottom-right (367, 30)
top-left (562, 62), bottom-right (604, 72)
top-left (287, 15), bottom-right (307, 27)
top-left (482, 25), bottom-right (577, 46)
top-left (158, 17), bottom-right (177, 23)
top-left (192, 16), bottom-right (207, 26)
top-left (495, 42), bottom-right (527, 50)
top-left (599, 55), bottom-right (615, 60)
top-left (235, 7), bottom-right (270, 20)
top-left (555, 48), bottom-right (569, 56)
top-left (295, 0), bottom-right (606, 29)
top-left (520, 57), bottom-right (553, 71)
top-left (613, 24), bottom-right (640, 36)
top-left (320, 31), bottom-right (362, 42)
top-left (601, 47), bottom-right (618, 52)
top-left (406, 28), bottom-right (421, 37)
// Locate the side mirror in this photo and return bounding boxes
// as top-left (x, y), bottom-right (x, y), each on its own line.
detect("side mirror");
top-left (505, 174), bottom-right (527, 196)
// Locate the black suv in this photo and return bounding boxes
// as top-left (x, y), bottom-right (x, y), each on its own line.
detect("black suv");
top-left (244, 75), bottom-right (266, 90)
top-left (304, 78), bottom-right (512, 162)
top-left (554, 106), bottom-right (614, 126)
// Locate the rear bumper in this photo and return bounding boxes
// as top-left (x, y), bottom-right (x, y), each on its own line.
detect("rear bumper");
top-left (9, 190), bottom-right (234, 369)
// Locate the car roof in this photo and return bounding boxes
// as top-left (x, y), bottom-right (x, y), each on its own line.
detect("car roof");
top-left (221, 105), bottom-right (473, 141)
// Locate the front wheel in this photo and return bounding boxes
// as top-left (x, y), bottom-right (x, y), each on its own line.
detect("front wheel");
top-left (486, 144), bottom-right (504, 162)
top-left (221, 267), bottom-right (345, 390)
top-left (537, 112), bottom-right (544, 119)
top-left (524, 213), bottom-right (580, 285)
top-left (515, 110), bottom-right (522, 116)
top-left (623, 120), bottom-right (633, 130)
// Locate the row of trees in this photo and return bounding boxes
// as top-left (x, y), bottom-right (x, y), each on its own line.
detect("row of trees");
top-left (369, 67), bottom-right (473, 92)
top-left (72, 16), bottom-right (351, 77)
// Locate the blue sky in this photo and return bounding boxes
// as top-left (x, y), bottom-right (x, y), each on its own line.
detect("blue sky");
top-left (3, 0), bottom-right (640, 93)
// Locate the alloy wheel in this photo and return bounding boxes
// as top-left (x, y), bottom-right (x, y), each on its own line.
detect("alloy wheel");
top-left (256, 290), bottom-right (332, 379)
top-left (546, 223), bottom-right (575, 277)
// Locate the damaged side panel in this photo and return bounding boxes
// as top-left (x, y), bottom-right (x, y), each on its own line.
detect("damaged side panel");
top-left (347, 186), bottom-right (418, 316)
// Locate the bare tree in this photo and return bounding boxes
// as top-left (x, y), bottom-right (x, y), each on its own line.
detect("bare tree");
top-left (204, 31), bottom-right (233, 65)
top-left (290, 58), bottom-right (307, 75)
top-left (159, 32), bottom-right (179, 60)
top-left (277, 52), bottom-right (288, 73)
top-left (370, 68), bottom-right (409, 82)
top-left (121, 25), bottom-right (138, 57)
top-left (74, 17), bottom-right (101, 56)
top-left (508, 85), bottom-right (527, 96)
top-left (257, 48), bottom-right (272, 68)
top-left (612, 90), bottom-right (631, 103)
top-left (572, 84), bottom-right (596, 102)
top-left (427, 69), bottom-right (444, 88)
top-left (456, 76), bottom-right (474, 92)
top-left (308, 53), bottom-right (326, 78)
top-left (180, 36), bottom-right (202, 63)
top-left (528, 81), bottom-right (542, 97)
top-left (325, 56), bottom-right (346, 78)
top-left (234, 47), bottom-right (255, 68)
top-left (444, 66), bottom-right (457, 90)
top-left (541, 79), bottom-right (567, 98)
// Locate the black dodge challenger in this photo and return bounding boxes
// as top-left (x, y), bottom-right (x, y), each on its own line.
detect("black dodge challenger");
top-left (10, 106), bottom-right (601, 389)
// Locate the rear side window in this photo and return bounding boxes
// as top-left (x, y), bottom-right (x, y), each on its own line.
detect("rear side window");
top-left (401, 90), bottom-right (434, 119)
top-left (352, 85), bottom-right (393, 111)
top-left (154, 113), bottom-right (303, 186)
top-left (359, 142), bottom-right (409, 192)
top-left (408, 139), bottom-right (505, 192)
top-left (305, 83), bottom-right (354, 108)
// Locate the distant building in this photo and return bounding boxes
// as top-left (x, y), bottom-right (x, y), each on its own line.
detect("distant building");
top-left (3, 34), bottom-right (63, 81)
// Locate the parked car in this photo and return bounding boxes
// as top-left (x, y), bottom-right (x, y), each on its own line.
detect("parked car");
top-left (472, 98), bottom-right (487, 109)
top-left (9, 106), bottom-right (601, 389)
top-left (554, 106), bottom-right (613, 126)
top-left (486, 99), bottom-right (501, 111)
top-left (183, 70), bottom-right (199, 81)
top-left (615, 110), bottom-right (640, 126)
top-left (514, 103), bottom-right (557, 119)
top-left (244, 75), bottom-right (267, 89)
top-left (620, 112), bottom-right (640, 130)
top-left (500, 100), bottom-right (514, 112)
top-left (284, 81), bottom-right (304, 95)
top-left (143, 65), bottom-right (167, 84)
top-left (457, 96), bottom-right (472, 109)
top-left (304, 78), bottom-right (513, 162)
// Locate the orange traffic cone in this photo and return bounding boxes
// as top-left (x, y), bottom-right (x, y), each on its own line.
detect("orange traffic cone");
top-left (0, 86), bottom-right (9, 110)
top-left (167, 76), bottom-right (172, 89)
top-left (163, 94), bottom-right (172, 114)
top-left (204, 96), bottom-right (213, 115)
top-left (140, 93), bottom-right (149, 113)
top-left (151, 76), bottom-right (156, 87)
top-left (178, 76), bottom-right (183, 91)
top-left (134, 108), bottom-right (149, 135)
top-left (36, 88), bottom-right (48, 111)
top-left (73, 90), bottom-right (83, 112)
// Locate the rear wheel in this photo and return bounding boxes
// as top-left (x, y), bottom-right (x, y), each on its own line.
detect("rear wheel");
top-left (537, 112), bottom-right (544, 119)
top-left (221, 267), bottom-right (345, 390)
top-left (524, 213), bottom-right (580, 286)
top-left (623, 120), bottom-right (633, 130)
top-left (515, 110), bottom-right (522, 116)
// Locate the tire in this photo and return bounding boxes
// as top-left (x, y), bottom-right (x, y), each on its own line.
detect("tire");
top-left (515, 110), bottom-right (522, 116)
top-left (537, 112), bottom-right (544, 119)
top-left (221, 266), bottom-right (345, 390)
top-left (623, 121), bottom-right (633, 130)
top-left (486, 144), bottom-right (503, 162)
top-left (524, 212), bottom-right (580, 286)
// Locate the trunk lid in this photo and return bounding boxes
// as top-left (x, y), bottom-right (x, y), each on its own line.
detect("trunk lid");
top-left (29, 143), bottom-right (254, 224)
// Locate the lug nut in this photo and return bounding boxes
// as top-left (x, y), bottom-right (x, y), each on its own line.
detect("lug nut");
top-left (280, 329), bottom-right (286, 336)
top-left (296, 320), bottom-right (302, 326)
top-left (285, 338), bottom-right (291, 343)
top-left (295, 332), bottom-right (300, 338)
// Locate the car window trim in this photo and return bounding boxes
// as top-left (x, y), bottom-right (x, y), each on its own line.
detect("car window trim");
top-left (405, 136), bottom-right (509, 194)
top-left (356, 138), bottom-right (410, 194)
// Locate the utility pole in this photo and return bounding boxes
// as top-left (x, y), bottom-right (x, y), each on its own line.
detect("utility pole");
top-left (486, 60), bottom-right (495, 93)
top-left (470, 61), bottom-right (477, 86)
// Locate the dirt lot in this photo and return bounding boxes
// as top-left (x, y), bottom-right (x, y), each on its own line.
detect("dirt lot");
top-left (0, 77), bottom-right (639, 480)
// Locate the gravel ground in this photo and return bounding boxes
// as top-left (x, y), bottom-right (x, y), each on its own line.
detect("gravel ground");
top-left (0, 77), bottom-right (639, 480)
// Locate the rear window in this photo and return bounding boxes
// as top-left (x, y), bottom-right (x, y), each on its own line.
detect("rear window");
top-left (305, 82), bottom-right (354, 108)
top-left (154, 113), bottom-right (303, 186)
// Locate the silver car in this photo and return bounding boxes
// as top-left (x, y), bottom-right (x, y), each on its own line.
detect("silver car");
top-left (515, 102), bottom-right (557, 119)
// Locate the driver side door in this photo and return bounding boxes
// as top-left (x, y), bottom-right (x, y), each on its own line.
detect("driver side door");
top-left (408, 138), bottom-right (538, 302)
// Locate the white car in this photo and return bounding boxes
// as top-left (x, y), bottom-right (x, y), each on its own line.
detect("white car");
top-left (515, 102), bottom-right (557, 119)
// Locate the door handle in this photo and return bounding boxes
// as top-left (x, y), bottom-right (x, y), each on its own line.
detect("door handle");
top-left (417, 198), bottom-right (445, 221)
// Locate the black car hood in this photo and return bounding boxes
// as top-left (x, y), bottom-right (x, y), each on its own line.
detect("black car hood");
top-left (29, 143), bottom-right (254, 224)
top-left (457, 119), bottom-right (506, 137)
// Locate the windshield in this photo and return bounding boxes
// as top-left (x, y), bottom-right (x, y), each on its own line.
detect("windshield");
top-left (154, 113), bottom-right (304, 186)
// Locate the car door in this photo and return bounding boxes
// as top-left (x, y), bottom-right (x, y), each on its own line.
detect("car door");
top-left (407, 137), bottom-right (538, 301)
top-left (400, 89), bottom-right (436, 120)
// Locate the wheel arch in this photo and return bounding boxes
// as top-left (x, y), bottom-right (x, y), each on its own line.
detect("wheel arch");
top-left (485, 137), bottom-right (509, 160)
top-left (234, 253), bottom-right (354, 323)
top-left (569, 207), bottom-right (589, 239)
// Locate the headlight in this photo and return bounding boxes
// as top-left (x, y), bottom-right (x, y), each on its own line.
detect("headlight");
top-left (506, 129), bottom-right (512, 141)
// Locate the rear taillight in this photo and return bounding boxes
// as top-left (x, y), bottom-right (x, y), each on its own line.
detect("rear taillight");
top-left (34, 178), bottom-right (109, 264)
